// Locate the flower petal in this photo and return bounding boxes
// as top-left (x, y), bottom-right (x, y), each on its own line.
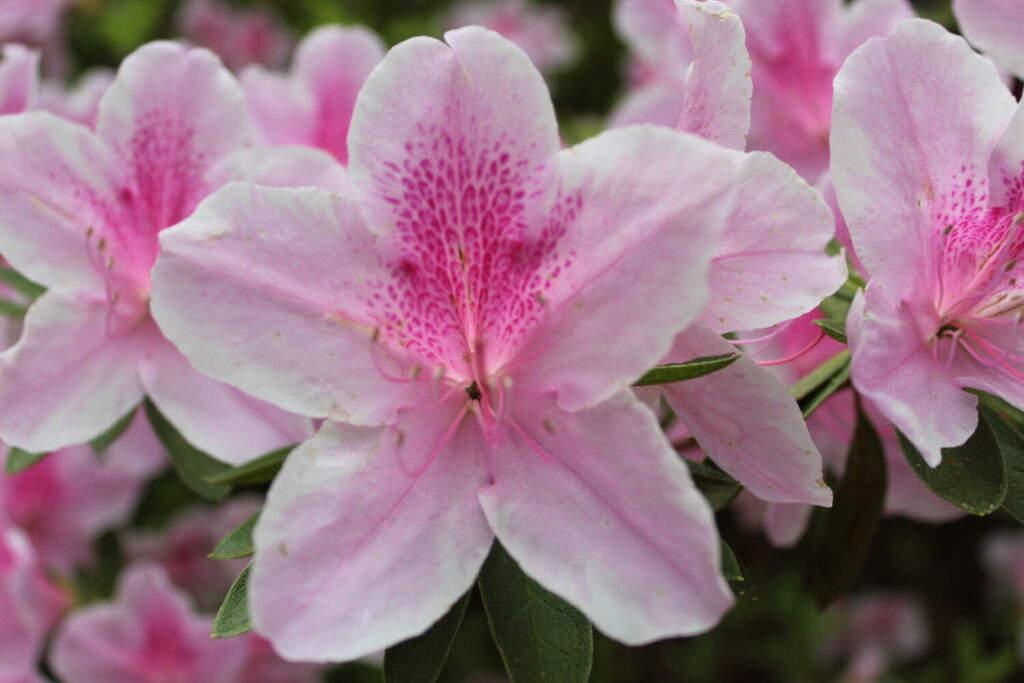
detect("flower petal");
top-left (764, 502), bottom-right (813, 548)
top-left (662, 323), bottom-right (832, 505)
top-left (0, 44), bottom-right (38, 115)
top-left (251, 404), bottom-right (492, 662)
top-left (479, 390), bottom-right (733, 645)
top-left (608, 84), bottom-right (687, 129)
top-left (831, 18), bottom-right (1016, 294)
top-left (152, 183), bottom-right (423, 426)
top-left (513, 125), bottom-right (736, 411)
top-left (954, 0), bottom-right (1024, 80)
top-left (0, 292), bottom-right (150, 453)
top-left (700, 151), bottom-right (847, 333)
top-left (140, 336), bottom-right (312, 465)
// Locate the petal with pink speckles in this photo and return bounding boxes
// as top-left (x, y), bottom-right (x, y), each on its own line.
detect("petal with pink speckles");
top-left (251, 406), bottom-right (492, 662)
top-left (479, 390), bottom-right (733, 645)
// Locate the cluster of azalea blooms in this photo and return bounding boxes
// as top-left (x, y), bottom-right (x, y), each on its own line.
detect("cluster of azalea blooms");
top-left (2, 0), bottom-right (1024, 680)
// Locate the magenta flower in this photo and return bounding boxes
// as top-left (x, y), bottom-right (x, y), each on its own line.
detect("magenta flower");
top-left (241, 25), bottom-right (385, 164)
top-left (954, 0), bottom-right (1024, 80)
top-left (446, 0), bottom-right (578, 73)
top-left (833, 20), bottom-right (1024, 463)
top-left (1, 410), bottom-right (163, 574)
top-left (51, 563), bottom-right (249, 683)
top-left (0, 41), bottom-right (355, 462)
top-left (0, 514), bottom-right (66, 683)
top-left (152, 27), bottom-right (742, 660)
top-left (177, 0), bottom-right (291, 72)
top-left (0, 44), bottom-right (37, 115)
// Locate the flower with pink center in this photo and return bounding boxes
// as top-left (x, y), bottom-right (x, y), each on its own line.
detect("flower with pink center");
top-left (833, 19), bottom-right (1024, 464)
top-left (37, 68), bottom-right (113, 128)
top-left (0, 43), bottom-right (37, 115)
top-left (241, 25), bottom-right (385, 164)
top-left (446, 0), bottom-right (578, 73)
top-left (1, 409), bottom-right (164, 574)
top-left (177, 0), bottom-right (291, 72)
top-left (152, 27), bottom-right (743, 660)
top-left (0, 513), bottom-right (67, 683)
top-left (50, 563), bottom-right (248, 683)
top-left (0, 41), bottom-right (355, 463)
top-left (954, 0), bottom-right (1024, 81)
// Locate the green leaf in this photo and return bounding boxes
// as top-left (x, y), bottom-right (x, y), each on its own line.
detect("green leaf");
top-left (213, 563), bottom-right (252, 638)
top-left (789, 350), bottom-right (851, 418)
top-left (209, 509), bottom-right (260, 560)
top-left (144, 400), bottom-right (231, 502)
top-left (0, 267), bottom-right (45, 299)
top-left (0, 298), bottom-right (27, 318)
top-left (811, 400), bottom-right (887, 606)
top-left (981, 407), bottom-right (1024, 523)
top-left (89, 407), bottom-right (137, 455)
top-left (478, 543), bottom-right (592, 683)
top-left (798, 362), bottom-right (851, 418)
top-left (203, 445), bottom-right (295, 486)
top-left (686, 460), bottom-right (743, 511)
top-left (720, 541), bottom-right (743, 582)
top-left (384, 591), bottom-right (471, 683)
top-left (634, 353), bottom-right (742, 387)
top-left (813, 318), bottom-right (847, 344)
top-left (897, 414), bottom-right (1007, 516)
top-left (5, 447), bottom-right (48, 475)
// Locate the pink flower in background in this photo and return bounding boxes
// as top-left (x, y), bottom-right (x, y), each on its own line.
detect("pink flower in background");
top-left (984, 531), bottom-right (1024, 600)
top-left (242, 25), bottom-right (385, 164)
top-left (0, 43), bottom-right (36, 115)
top-left (125, 496), bottom-right (260, 611)
top-left (446, 0), bottom-right (578, 73)
top-left (954, 0), bottom-right (1024, 81)
top-left (0, 41), bottom-right (355, 463)
top-left (823, 592), bottom-right (929, 683)
top-left (0, 0), bottom-right (72, 45)
top-left (833, 20), bottom-right (1024, 464)
top-left (177, 0), bottom-right (291, 72)
top-left (37, 68), bottom-right (113, 128)
top-left (1, 409), bottom-right (164, 574)
top-left (152, 27), bottom-right (741, 660)
top-left (0, 514), bottom-right (67, 683)
top-left (729, 0), bottom-right (914, 181)
top-left (50, 563), bottom-right (249, 683)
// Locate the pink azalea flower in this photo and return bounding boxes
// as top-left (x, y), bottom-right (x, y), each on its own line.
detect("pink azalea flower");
top-left (0, 0), bottom-right (72, 46)
top-left (36, 68), bottom-right (113, 128)
top-left (617, 1), bottom-right (845, 507)
top-left (0, 514), bottom-right (67, 683)
top-left (0, 41), bottom-right (353, 463)
top-left (954, 0), bottom-right (1024, 81)
top-left (152, 27), bottom-right (743, 660)
top-left (177, 0), bottom-right (292, 72)
top-left (241, 25), bottom-right (385, 164)
top-left (823, 592), bottom-right (929, 683)
top-left (446, 0), bottom-right (578, 73)
top-left (239, 635), bottom-right (322, 683)
top-left (1, 409), bottom-right (164, 573)
top-left (833, 20), bottom-right (1024, 464)
top-left (0, 43), bottom-right (37, 115)
top-left (50, 563), bottom-right (249, 683)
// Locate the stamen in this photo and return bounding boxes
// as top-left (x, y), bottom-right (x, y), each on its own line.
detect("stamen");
top-left (960, 313), bottom-right (1024, 366)
top-left (370, 328), bottom-right (433, 385)
top-left (508, 419), bottom-right (556, 464)
top-left (396, 401), bottom-right (469, 478)
top-left (756, 327), bottom-right (826, 367)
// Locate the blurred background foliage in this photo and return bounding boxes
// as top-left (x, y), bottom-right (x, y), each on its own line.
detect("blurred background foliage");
top-left (45, 1), bottom-right (1024, 681)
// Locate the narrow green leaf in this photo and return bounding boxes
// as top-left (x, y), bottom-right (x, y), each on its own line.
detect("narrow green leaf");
top-left (5, 447), bottom-right (48, 475)
top-left (478, 543), bottom-right (592, 683)
top-left (384, 591), bottom-right (471, 683)
top-left (0, 298), bottom-right (27, 318)
top-left (812, 400), bottom-right (887, 606)
top-left (89, 407), bottom-right (137, 455)
top-left (213, 563), bottom-right (252, 638)
top-left (144, 400), bottom-right (231, 502)
top-left (686, 460), bottom-right (743, 511)
top-left (634, 353), bottom-right (741, 386)
top-left (0, 267), bottom-right (45, 299)
top-left (209, 509), bottom-right (260, 560)
top-left (203, 445), bottom-right (295, 486)
top-left (981, 407), bottom-right (1024, 523)
top-left (813, 318), bottom-right (847, 344)
top-left (790, 350), bottom-right (851, 402)
top-left (897, 414), bottom-right (1007, 516)
top-left (720, 541), bottom-right (754, 599)
top-left (798, 362), bottom-right (851, 419)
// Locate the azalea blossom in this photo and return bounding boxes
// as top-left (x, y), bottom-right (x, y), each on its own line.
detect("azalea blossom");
top-left (0, 513), bottom-right (66, 683)
top-left (0, 43), bottom-right (37, 115)
top-left (50, 563), bottom-right (249, 683)
top-left (446, 0), bottom-right (578, 73)
top-left (954, 0), bottom-right (1024, 81)
top-left (152, 27), bottom-right (744, 660)
top-left (37, 68), bottom-right (113, 128)
top-left (823, 592), bottom-right (929, 683)
top-left (177, 0), bottom-right (291, 72)
top-left (0, 41), bottom-right (353, 462)
top-left (242, 25), bottom-right (385, 164)
top-left (833, 19), bottom-right (1024, 463)
top-left (1, 409), bottom-right (164, 573)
